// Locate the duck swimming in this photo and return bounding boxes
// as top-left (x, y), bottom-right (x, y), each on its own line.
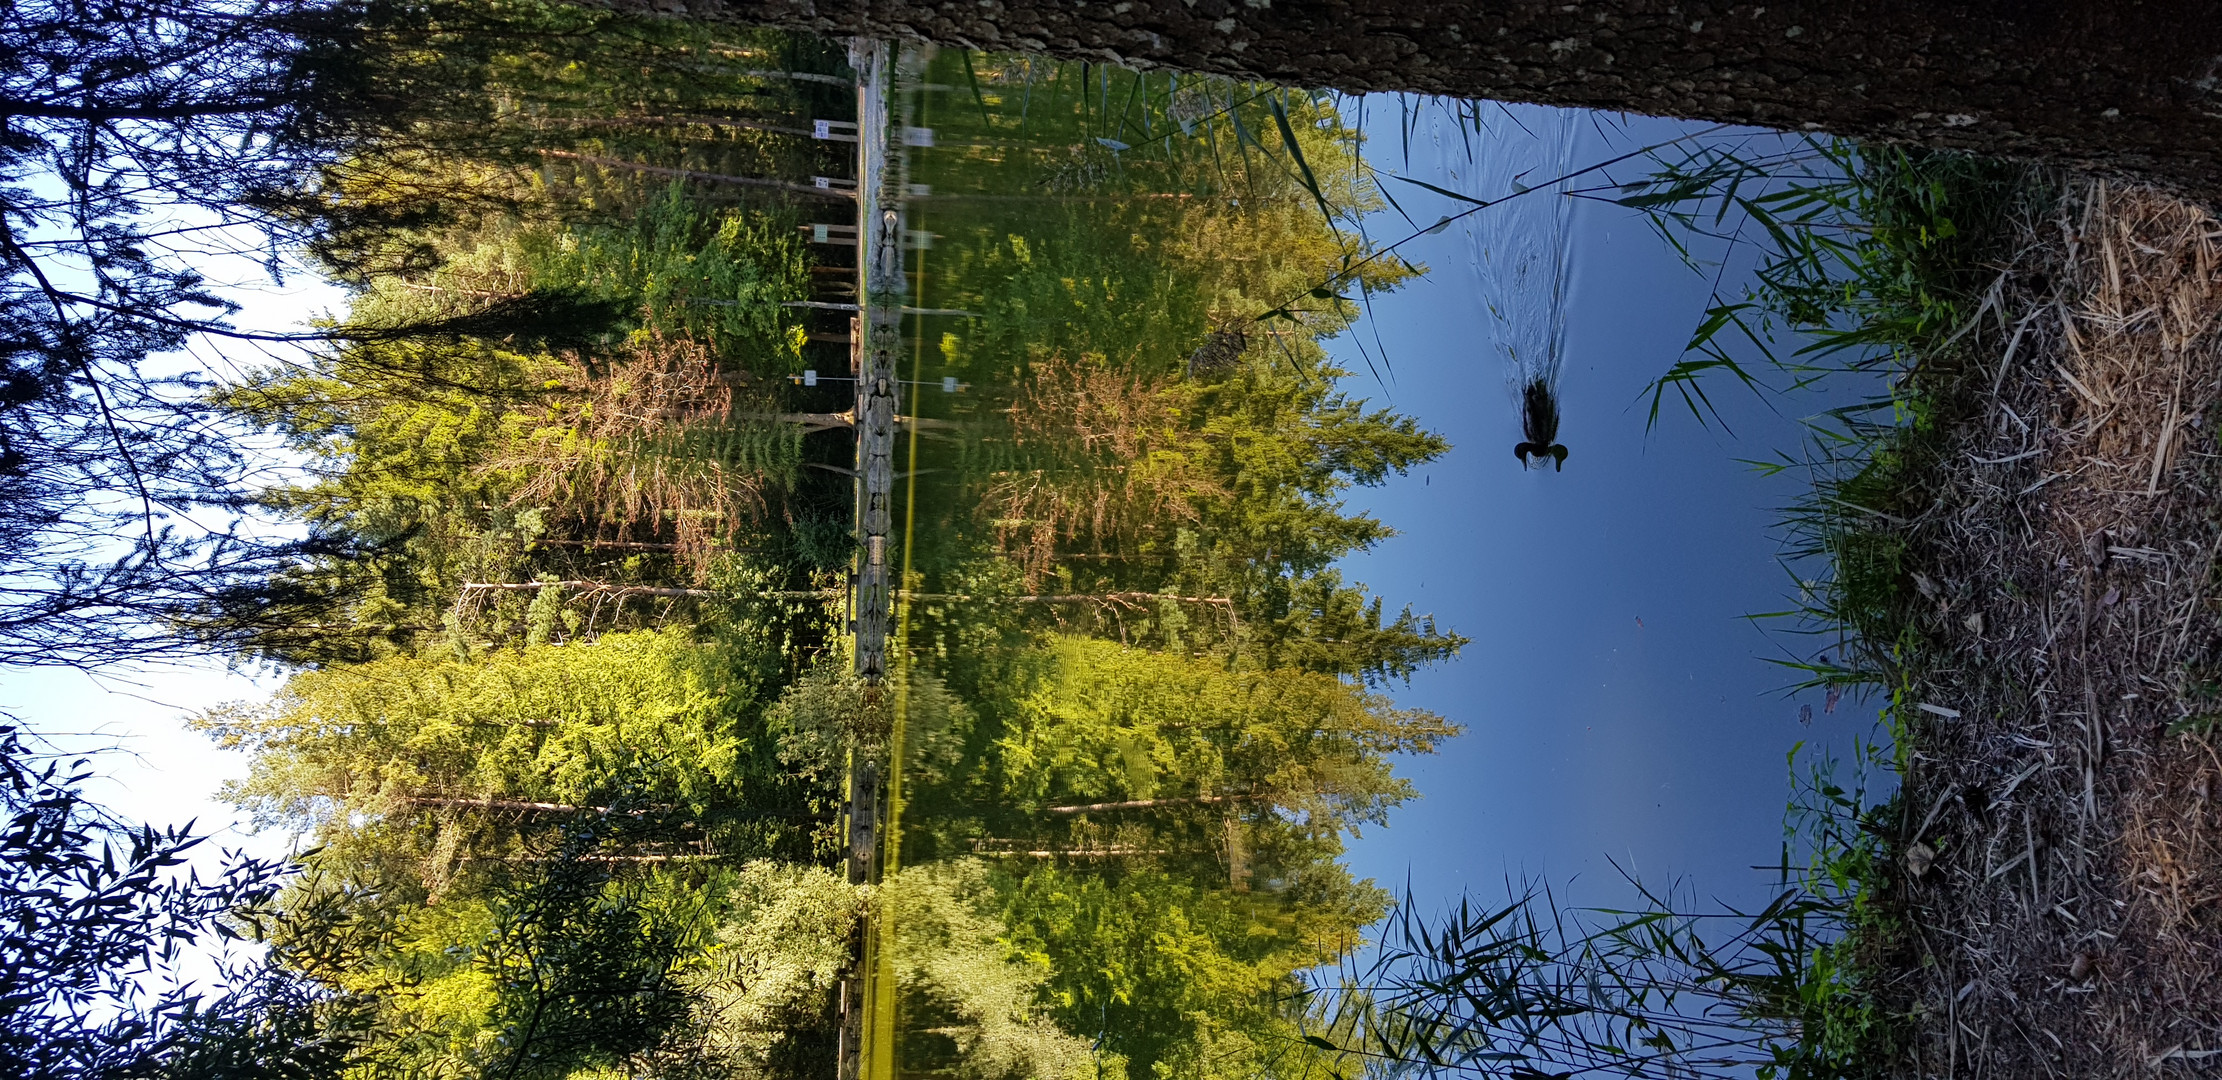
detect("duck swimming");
top-left (1514, 377), bottom-right (1569, 470)
top-left (1462, 104), bottom-right (1580, 471)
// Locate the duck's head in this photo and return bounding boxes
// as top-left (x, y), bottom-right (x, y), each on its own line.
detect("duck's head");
top-left (1513, 442), bottom-right (1570, 471)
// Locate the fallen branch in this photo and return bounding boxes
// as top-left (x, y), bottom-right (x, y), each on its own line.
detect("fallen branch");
top-left (970, 839), bottom-right (1171, 857)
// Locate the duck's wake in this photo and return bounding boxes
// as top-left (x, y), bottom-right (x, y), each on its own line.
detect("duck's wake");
top-left (1459, 105), bottom-right (1582, 470)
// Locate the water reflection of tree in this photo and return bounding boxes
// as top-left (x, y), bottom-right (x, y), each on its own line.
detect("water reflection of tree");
top-left (857, 53), bottom-right (1472, 1079)
top-left (979, 354), bottom-right (1220, 585)
top-left (870, 633), bottom-right (1456, 1077)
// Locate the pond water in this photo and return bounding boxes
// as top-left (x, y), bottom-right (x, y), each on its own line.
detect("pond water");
top-left (820, 48), bottom-right (1886, 1076)
top-left (1327, 106), bottom-right (1879, 911)
top-left (7, 28), bottom-right (1907, 1079)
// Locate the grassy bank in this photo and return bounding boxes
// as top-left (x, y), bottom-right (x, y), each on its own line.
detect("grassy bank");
top-left (1709, 143), bottom-right (2037, 1078)
top-left (1708, 141), bottom-right (2222, 1073)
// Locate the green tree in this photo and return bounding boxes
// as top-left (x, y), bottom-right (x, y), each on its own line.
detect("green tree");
top-left (689, 861), bottom-right (859, 1078)
top-left (214, 192), bottom-right (817, 663)
top-left (998, 861), bottom-right (1386, 1079)
top-left (273, 792), bottom-right (736, 1080)
top-left (930, 349), bottom-right (1459, 684)
top-left (884, 860), bottom-right (1100, 1080)
top-left (201, 627), bottom-right (825, 879)
top-left (887, 638), bottom-right (1454, 1078)
top-left (0, 725), bottom-right (354, 1079)
top-left (0, 0), bottom-right (513, 668)
top-left (990, 637), bottom-right (1457, 827)
top-left (204, 627), bottom-right (858, 1078)
top-left (893, 62), bottom-right (1463, 684)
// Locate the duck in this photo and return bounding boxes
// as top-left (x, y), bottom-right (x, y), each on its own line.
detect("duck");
top-left (1512, 377), bottom-right (1569, 471)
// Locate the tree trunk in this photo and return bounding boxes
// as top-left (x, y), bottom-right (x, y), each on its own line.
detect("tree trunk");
top-left (635, 0), bottom-right (2222, 205)
top-left (458, 580), bottom-right (840, 600)
top-left (902, 590), bottom-right (1232, 607)
top-left (410, 796), bottom-right (598, 813)
top-left (538, 148), bottom-right (853, 200)
top-left (1044, 792), bottom-right (1267, 814)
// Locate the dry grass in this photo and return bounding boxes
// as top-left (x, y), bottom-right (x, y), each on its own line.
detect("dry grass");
top-left (1891, 182), bottom-right (2222, 1077)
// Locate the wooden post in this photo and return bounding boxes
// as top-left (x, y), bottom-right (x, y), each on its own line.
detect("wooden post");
top-left (838, 37), bottom-right (897, 1080)
top-left (851, 37), bottom-right (898, 691)
top-left (835, 39), bottom-right (935, 1080)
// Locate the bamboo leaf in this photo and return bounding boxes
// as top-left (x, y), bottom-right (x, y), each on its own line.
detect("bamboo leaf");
top-left (1385, 170), bottom-right (1490, 206)
top-left (1267, 91), bottom-right (1338, 227)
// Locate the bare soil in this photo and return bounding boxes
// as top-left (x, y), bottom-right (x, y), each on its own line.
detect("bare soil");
top-left (1891, 182), bottom-right (2222, 1077)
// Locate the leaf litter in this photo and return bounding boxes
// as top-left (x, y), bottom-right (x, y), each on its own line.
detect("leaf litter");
top-left (1889, 180), bottom-right (2222, 1077)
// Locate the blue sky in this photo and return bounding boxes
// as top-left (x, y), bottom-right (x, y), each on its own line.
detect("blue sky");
top-left (0, 247), bottom-right (340, 861)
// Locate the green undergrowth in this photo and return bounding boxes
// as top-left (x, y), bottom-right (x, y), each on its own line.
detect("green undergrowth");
top-left (1634, 141), bottom-right (2037, 1077)
top-left (2168, 676), bottom-right (2222, 736)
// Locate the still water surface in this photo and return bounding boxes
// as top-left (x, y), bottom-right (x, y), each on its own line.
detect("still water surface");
top-left (839, 51), bottom-right (1884, 1074)
top-left (1332, 105), bottom-right (1881, 912)
top-left (10, 39), bottom-right (1895, 1078)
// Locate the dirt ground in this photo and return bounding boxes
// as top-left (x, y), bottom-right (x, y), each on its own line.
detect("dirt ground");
top-left (1890, 181), bottom-right (2222, 1077)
